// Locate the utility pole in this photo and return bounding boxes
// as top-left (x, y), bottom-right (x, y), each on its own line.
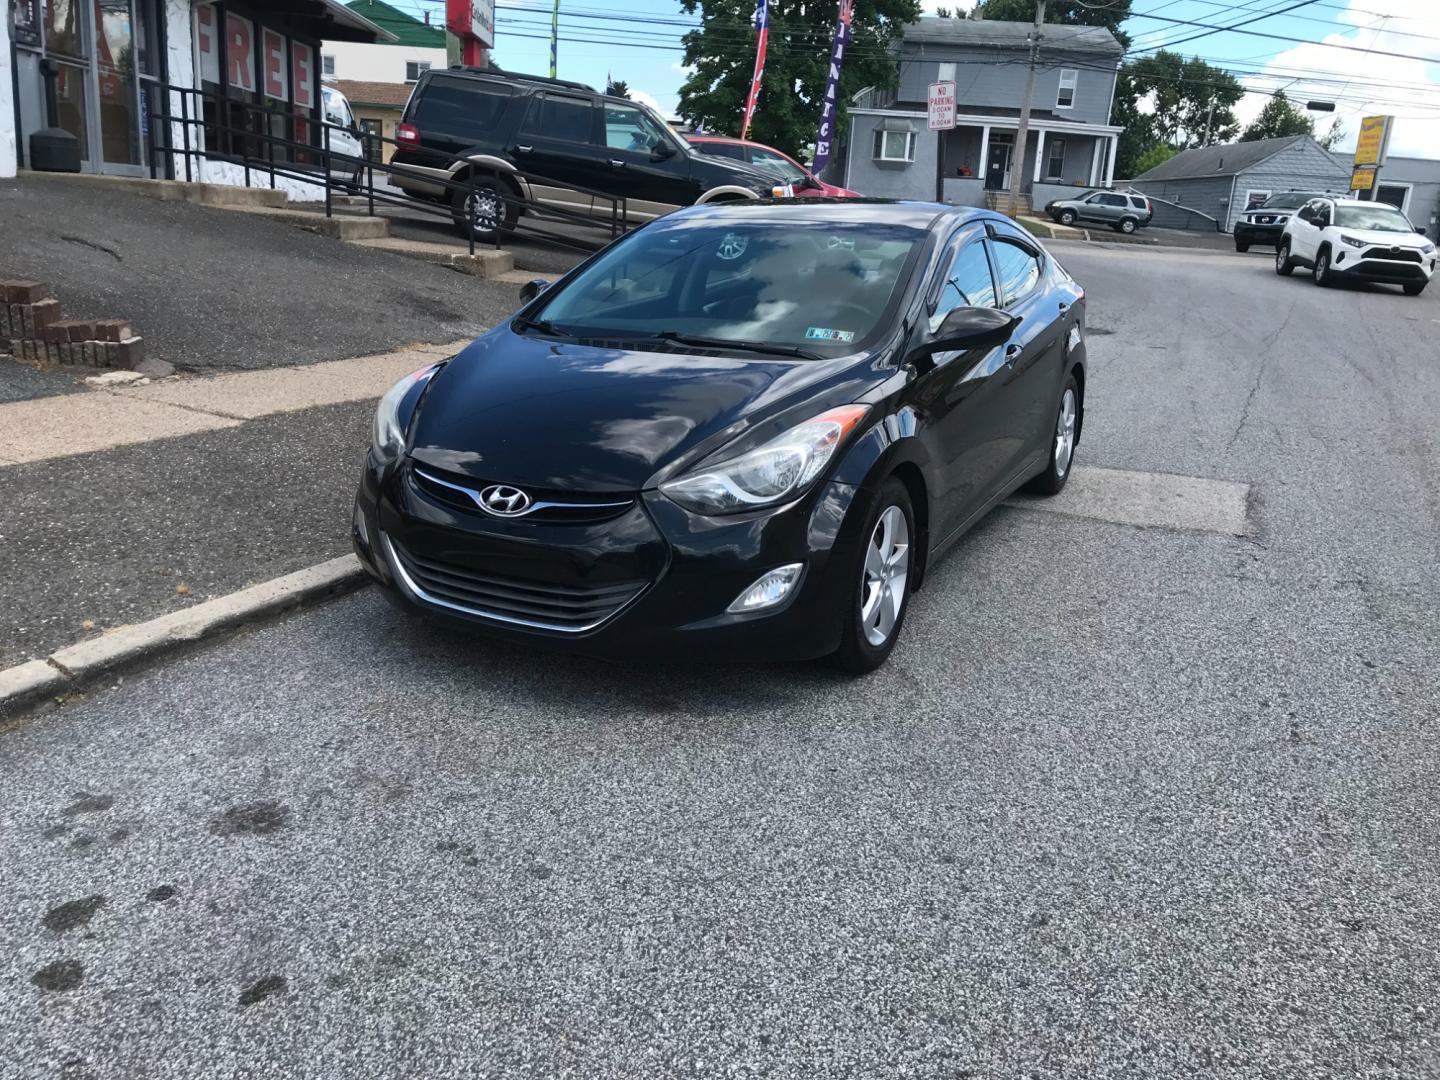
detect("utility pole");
top-left (1007, 0), bottom-right (1045, 218)
top-left (1201, 99), bottom-right (1216, 147)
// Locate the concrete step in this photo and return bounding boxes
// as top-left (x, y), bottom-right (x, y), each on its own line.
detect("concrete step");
top-left (1017, 215), bottom-right (1087, 241)
top-left (21, 171), bottom-right (288, 209)
top-left (228, 206), bottom-right (391, 240)
top-left (349, 236), bottom-right (513, 277)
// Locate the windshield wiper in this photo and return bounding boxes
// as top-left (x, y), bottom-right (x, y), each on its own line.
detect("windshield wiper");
top-left (649, 329), bottom-right (825, 362)
top-left (511, 314), bottom-right (571, 337)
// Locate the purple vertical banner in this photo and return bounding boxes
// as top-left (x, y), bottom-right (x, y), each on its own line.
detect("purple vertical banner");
top-left (811, 0), bottom-right (854, 176)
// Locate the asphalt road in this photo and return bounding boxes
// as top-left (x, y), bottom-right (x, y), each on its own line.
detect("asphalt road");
top-left (0, 175), bottom-right (514, 375)
top-left (2, 244), bottom-right (1437, 1079)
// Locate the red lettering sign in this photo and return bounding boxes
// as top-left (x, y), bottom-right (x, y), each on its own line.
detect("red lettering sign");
top-left (226, 13), bottom-right (254, 91)
top-left (262, 29), bottom-right (287, 99)
top-left (292, 43), bottom-right (314, 109)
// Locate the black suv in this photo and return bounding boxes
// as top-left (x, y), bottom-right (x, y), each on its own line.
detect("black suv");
top-left (390, 68), bottom-right (789, 240)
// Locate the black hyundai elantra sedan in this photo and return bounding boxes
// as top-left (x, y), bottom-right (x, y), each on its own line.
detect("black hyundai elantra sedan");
top-left (353, 200), bottom-right (1086, 672)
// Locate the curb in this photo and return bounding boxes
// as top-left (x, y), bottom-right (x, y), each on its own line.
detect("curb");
top-left (0, 555), bottom-right (366, 718)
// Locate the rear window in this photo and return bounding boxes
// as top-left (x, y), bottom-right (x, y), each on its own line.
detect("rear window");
top-left (410, 76), bottom-right (513, 141)
top-left (534, 220), bottom-right (926, 356)
top-left (697, 141), bottom-right (745, 160)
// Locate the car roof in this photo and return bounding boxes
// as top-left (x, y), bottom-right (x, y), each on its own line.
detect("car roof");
top-left (663, 199), bottom-right (1002, 233)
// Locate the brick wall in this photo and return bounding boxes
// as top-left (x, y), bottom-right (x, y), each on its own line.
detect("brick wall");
top-left (0, 281), bottom-right (145, 368)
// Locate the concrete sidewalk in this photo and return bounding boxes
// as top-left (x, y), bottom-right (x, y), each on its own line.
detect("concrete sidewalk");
top-left (0, 174), bottom-right (515, 378)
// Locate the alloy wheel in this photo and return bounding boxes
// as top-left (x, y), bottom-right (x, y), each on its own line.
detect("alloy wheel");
top-left (860, 506), bottom-right (910, 647)
top-left (466, 190), bottom-right (501, 232)
top-left (1054, 387), bottom-right (1077, 479)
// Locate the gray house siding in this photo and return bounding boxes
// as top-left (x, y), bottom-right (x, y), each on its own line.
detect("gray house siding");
top-left (898, 47), bottom-right (1116, 128)
top-left (845, 113), bottom-right (938, 200)
top-left (1131, 138), bottom-right (1351, 231)
top-left (1371, 156), bottom-right (1440, 241)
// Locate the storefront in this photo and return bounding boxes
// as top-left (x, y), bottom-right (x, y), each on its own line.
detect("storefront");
top-left (5, 0), bottom-right (389, 181)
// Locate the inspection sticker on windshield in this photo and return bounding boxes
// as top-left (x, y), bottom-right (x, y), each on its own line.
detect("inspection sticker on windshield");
top-left (805, 327), bottom-right (855, 342)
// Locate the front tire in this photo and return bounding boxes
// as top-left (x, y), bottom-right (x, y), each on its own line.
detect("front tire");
top-left (1275, 240), bottom-right (1296, 276)
top-left (1025, 375), bottom-right (1080, 496)
top-left (1235, 239), bottom-right (1250, 253)
top-left (827, 479), bottom-right (914, 675)
top-left (1313, 246), bottom-right (1333, 287)
top-left (1058, 209), bottom-right (1077, 226)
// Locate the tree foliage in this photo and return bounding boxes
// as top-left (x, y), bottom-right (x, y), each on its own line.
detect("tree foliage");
top-left (1132, 142), bottom-right (1177, 176)
top-left (1316, 116), bottom-right (1345, 151)
top-left (677, 0), bottom-right (922, 160)
top-left (606, 79), bottom-right (632, 99)
top-left (1239, 90), bottom-right (1313, 142)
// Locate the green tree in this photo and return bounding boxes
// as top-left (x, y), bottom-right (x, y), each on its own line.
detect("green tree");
top-left (1240, 90), bottom-right (1313, 142)
top-left (975, 0), bottom-right (1133, 48)
top-left (677, 0), bottom-right (922, 158)
top-left (1132, 142), bottom-right (1177, 176)
top-left (1125, 50), bottom-right (1244, 149)
top-left (606, 79), bottom-right (632, 99)
top-left (1316, 116), bottom-right (1345, 151)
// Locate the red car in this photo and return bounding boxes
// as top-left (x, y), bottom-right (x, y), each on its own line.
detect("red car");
top-left (687, 135), bottom-right (861, 198)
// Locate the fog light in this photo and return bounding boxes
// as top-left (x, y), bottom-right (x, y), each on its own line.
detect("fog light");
top-left (727, 563), bottom-right (803, 613)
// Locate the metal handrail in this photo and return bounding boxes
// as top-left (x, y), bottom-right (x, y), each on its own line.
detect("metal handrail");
top-left (144, 80), bottom-right (633, 255)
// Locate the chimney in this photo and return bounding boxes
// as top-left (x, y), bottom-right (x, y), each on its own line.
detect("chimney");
top-left (424, 11), bottom-right (430, 24)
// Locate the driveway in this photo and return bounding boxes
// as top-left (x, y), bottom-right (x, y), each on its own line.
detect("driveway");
top-left (1, 242), bottom-right (1437, 1079)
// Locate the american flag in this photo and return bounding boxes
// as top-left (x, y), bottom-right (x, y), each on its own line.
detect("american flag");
top-left (742, 0), bottom-right (769, 140)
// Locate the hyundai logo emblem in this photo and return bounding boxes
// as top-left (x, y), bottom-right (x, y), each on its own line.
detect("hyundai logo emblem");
top-left (478, 484), bottom-right (533, 516)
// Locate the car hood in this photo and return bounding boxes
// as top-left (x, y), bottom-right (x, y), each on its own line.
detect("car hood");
top-left (1340, 228), bottom-right (1430, 247)
top-left (408, 329), bottom-right (876, 493)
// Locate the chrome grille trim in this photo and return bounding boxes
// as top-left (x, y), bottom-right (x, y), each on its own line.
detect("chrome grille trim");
top-left (380, 533), bottom-right (643, 633)
top-left (412, 466), bottom-right (632, 519)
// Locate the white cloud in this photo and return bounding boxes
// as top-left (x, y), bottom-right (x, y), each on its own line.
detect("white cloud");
top-left (1234, 0), bottom-right (1440, 158)
top-left (628, 88), bottom-right (673, 118)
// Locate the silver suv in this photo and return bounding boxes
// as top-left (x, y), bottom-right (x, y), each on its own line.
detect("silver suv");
top-left (1045, 190), bottom-right (1153, 233)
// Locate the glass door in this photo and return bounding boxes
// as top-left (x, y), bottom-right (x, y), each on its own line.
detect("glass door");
top-left (44, 0), bottom-right (94, 167)
top-left (94, 0), bottom-right (144, 172)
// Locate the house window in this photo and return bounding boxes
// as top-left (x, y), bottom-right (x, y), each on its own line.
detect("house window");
top-left (873, 128), bottom-right (916, 163)
top-left (1046, 138), bottom-right (1066, 179)
top-left (1056, 68), bottom-right (1077, 109)
top-left (405, 60), bottom-right (431, 84)
top-left (321, 54), bottom-right (336, 77)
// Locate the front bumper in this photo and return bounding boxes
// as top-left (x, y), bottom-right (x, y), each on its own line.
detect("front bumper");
top-left (351, 454), bottom-right (869, 663)
top-left (1331, 247), bottom-right (1436, 283)
top-left (1234, 221), bottom-right (1286, 245)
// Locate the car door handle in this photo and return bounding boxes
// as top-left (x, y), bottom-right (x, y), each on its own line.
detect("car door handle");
top-left (609, 159), bottom-right (626, 168)
top-left (1004, 344), bottom-right (1023, 367)
top-left (515, 145), bottom-right (533, 154)
top-left (1057, 301), bottom-right (1070, 314)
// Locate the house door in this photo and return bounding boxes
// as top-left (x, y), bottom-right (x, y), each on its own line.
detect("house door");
top-left (985, 136), bottom-right (1012, 191)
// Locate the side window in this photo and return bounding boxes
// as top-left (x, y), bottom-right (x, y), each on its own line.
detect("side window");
top-left (1085, 193), bottom-right (1107, 204)
top-left (1056, 68), bottom-right (1078, 109)
top-left (1100, 193), bottom-right (1127, 208)
top-left (603, 103), bottom-right (670, 152)
top-left (522, 93), bottom-right (595, 144)
top-left (1129, 196), bottom-right (1147, 210)
top-left (1316, 203), bottom-right (1333, 226)
top-left (929, 240), bottom-right (997, 333)
top-left (412, 77), bottom-right (514, 140)
top-left (991, 239), bottom-right (1043, 305)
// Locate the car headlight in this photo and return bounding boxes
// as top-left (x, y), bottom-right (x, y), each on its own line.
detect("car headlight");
top-left (659, 404), bottom-right (870, 515)
top-left (1423, 242), bottom-right (1436, 254)
top-left (373, 364), bottom-right (439, 461)
top-left (1340, 234), bottom-right (1367, 249)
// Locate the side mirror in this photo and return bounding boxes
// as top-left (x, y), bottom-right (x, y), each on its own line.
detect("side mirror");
top-left (800, 174), bottom-right (822, 190)
top-left (518, 278), bottom-right (552, 305)
top-left (1296, 208), bottom-right (1314, 223)
top-left (1419, 226), bottom-right (1429, 235)
top-left (651, 141), bottom-right (678, 161)
top-left (913, 307), bottom-right (1020, 359)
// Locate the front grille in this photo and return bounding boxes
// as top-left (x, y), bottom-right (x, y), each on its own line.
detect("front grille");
top-left (1367, 247), bottom-right (1423, 264)
top-left (410, 465), bottom-right (634, 524)
top-left (383, 535), bottom-right (644, 632)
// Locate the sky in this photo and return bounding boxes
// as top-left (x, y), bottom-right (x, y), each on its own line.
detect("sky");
top-left (389, 0), bottom-right (1440, 158)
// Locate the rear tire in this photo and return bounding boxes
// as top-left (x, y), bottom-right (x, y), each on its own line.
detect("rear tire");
top-left (1313, 247), bottom-right (1332, 287)
top-left (1024, 374), bottom-right (1080, 496)
top-left (1117, 217), bottom-right (1138, 234)
top-left (1275, 240), bottom-right (1295, 276)
top-left (1058, 209), bottom-right (1077, 226)
top-left (451, 176), bottom-right (518, 243)
top-left (826, 478), bottom-right (914, 675)
top-left (1403, 281), bottom-right (1427, 296)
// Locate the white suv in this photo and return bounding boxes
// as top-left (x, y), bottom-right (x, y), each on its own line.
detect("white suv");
top-left (1276, 197), bottom-right (1435, 296)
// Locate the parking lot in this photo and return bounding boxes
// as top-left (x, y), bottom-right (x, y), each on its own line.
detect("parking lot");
top-left (2, 239), bottom-right (1438, 1079)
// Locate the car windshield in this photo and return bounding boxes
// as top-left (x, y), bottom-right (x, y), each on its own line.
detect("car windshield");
top-left (1263, 192), bottom-right (1317, 209)
top-left (1335, 204), bottom-right (1414, 232)
top-left (533, 219), bottom-right (925, 356)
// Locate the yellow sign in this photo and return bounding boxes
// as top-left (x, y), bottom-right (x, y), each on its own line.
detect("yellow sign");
top-left (1351, 167), bottom-right (1376, 191)
top-left (1353, 116), bottom-right (1390, 168)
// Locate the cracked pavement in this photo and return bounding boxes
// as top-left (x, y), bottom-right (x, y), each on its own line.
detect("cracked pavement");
top-left (0, 243), bottom-right (1437, 1079)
